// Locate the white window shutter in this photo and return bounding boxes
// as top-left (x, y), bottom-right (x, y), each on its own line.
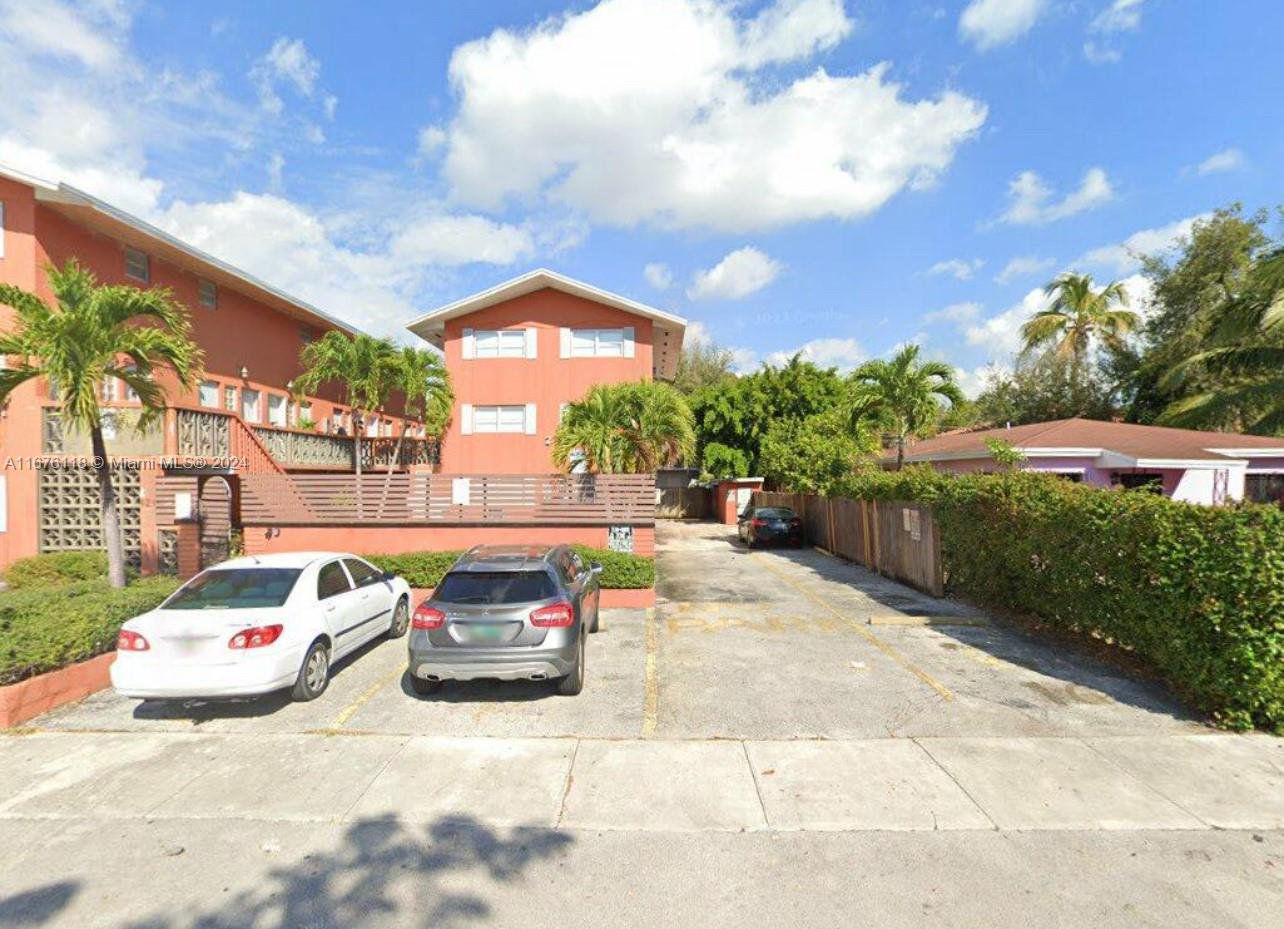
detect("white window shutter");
top-left (623, 326), bottom-right (636, 358)
top-left (524, 403), bottom-right (537, 435)
top-left (525, 327), bottom-right (538, 359)
top-left (559, 401), bottom-right (568, 423)
top-left (559, 327), bottom-right (571, 358)
top-left (461, 328), bottom-right (475, 360)
top-left (460, 403), bottom-right (473, 435)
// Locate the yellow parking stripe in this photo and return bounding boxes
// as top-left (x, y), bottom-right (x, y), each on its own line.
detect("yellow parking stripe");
top-left (331, 663), bottom-right (404, 728)
top-left (642, 607), bottom-right (659, 737)
top-left (753, 554), bottom-right (954, 702)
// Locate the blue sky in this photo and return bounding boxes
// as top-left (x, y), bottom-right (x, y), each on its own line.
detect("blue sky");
top-left (2, 0), bottom-right (1281, 393)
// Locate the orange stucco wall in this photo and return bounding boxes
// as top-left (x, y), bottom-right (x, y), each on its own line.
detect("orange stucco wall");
top-left (242, 524), bottom-right (656, 557)
top-left (0, 176), bottom-right (409, 568)
top-left (438, 289), bottom-right (655, 474)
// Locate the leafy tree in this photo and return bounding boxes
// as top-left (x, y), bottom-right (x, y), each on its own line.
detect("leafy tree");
top-left (984, 437), bottom-right (1026, 470)
top-left (0, 260), bottom-right (202, 587)
top-left (1123, 205), bottom-right (1276, 426)
top-left (1020, 272), bottom-right (1138, 395)
top-left (553, 381), bottom-right (696, 474)
top-left (1159, 248), bottom-right (1284, 432)
top-left (296, 331), bottom-right (397, 477)
top-left (673, 338), bottom-right (735, 394)
top-left (701, 442), bottom-right (749, 479)
top-left (973, 354), bottom-right (1120, 426)
top-left (848, 344), bottom-right (964, 469)
top-left (689, 354), bottom-right (845, 473)
top-left (759, 407), bottom-right (876, 493)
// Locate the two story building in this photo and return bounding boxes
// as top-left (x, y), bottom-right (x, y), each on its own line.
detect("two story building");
top-left (406, 269), bottom-right (687, 473)
top-left (0, 165), bottom-right (429, 572)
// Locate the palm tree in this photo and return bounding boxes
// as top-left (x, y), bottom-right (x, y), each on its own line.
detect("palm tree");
top-left (0, 260), bottom-right (202, 587)
top-left (552, 381), bottom-right (695, 474)
top-left (849, 344), bottom-right (964, 469)
top-left (1158, 248), bottom-right (1284, 431)
top-left (295, 331), bottom-right (397, 478)
top-left (1020, 273), bottom-right (1138, 391)
top-left (376, 347), bottom-right (452, 513)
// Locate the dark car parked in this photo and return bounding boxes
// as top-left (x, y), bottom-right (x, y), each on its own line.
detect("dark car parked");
top-left (406, 544), bottom-right (601, 697)
top-left (738, 506), bottom-right (804, 548)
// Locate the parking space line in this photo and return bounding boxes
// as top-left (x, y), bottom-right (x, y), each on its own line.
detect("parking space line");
top-left (642, 607), bottom-right (659, 737)
top-left (331, 663), bottom-right (405, 729)
top-left (753, 554), bottom-right (954, 702)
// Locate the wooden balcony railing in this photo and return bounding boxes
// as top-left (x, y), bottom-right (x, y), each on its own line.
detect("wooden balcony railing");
top-left (171, 408), bottom-right (438, 472)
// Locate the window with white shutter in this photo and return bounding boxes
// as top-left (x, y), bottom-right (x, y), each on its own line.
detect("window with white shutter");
top-left (470, 405), bottom-right (530, 433)
top-left (569, 328), bottom-right (632, 357)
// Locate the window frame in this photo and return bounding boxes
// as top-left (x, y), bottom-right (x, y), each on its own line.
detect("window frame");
top-left (473, 328), bottom-right (528, 359)
top-left (570, 328), bottom-right (627, 358)
top-left (342, 557), bottom-right (384, 588)
top-left (471, 404), bottom-right (527, 434)
top-left (124, 246), bottom-right (150, 283)
top-left (316, 560), bottom-right (354, 600)
top-left (198, 380), bottom-right (220, 408)
top-left (266, 392), bottom-right (288, 428)
top-left (197, 278), bottom-right (218, 310)
top-left (241, 387), bottom-right (262, 423)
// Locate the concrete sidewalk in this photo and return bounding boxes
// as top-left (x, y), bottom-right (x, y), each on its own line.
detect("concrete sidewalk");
top-left (2, 730), bottom-right (1280, 833)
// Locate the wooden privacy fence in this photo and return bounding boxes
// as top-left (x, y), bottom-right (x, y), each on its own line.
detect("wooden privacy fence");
top-left (655, 486), bottom-right (712, 519)
top-left (239, 473), bottom-right (656, 525)
top-left (754, 490), bottom-right (944, 597)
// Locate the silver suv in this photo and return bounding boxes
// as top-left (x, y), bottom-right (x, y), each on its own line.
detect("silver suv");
top-left (407, 544), bottom-right (602, 696)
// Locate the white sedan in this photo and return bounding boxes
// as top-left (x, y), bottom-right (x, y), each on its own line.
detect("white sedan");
top-left (111, 552), bottom-right (412, 702)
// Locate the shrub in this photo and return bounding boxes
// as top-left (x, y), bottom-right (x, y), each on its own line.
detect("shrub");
top-left (0, 576), bottom-right (180, 686)
top-left (571, 545), bottom-right (656, 589)
top-left (3, 551), bottom-right (110, 589)
top-left (792, 468), bottom-right (1284, 732)
top-left (364, 547), bottom-right (656, 590)
top-left (364, 551), bottom-right (463, 589)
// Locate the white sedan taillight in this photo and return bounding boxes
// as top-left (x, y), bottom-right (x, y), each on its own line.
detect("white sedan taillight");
top-left (116, 629), bottom-right (149, 651)
top-left (228, 625), bottom-right (284, 649)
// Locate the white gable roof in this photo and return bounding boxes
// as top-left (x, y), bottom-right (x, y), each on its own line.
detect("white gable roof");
top-left (405, 268), bottom-right (687, 379)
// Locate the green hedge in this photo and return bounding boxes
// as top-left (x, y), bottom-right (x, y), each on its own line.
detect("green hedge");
top-left (364, 546), bottom-right (655, 590)
top-left (0, 576), bottom-right (181, 686)
top-left (822, 467), bottom-right (1284, 732)
top-left (3, 551), bottom-right (111, 590)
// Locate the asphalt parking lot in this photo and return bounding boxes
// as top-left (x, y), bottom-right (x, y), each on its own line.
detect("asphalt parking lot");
top-left (2, 520), bottom-right (1282, 928)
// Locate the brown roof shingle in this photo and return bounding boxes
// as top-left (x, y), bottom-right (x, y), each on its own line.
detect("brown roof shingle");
top-left (897, 418), bottom-right (1284, 464)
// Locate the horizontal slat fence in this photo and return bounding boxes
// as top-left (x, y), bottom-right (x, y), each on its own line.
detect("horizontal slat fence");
top-left (755, 490), bottom-right (943, 597)
top-left (238, 473), bottom-right (655, 526)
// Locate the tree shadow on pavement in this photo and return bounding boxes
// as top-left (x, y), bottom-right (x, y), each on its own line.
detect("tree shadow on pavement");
top-left (0, 815), bottom-right (573, 929)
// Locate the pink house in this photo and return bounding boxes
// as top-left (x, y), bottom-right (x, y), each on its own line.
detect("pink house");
top-left (405, 269), bottom-right (687, 474)
top-left (892, 418), bottom-right (1284, 506)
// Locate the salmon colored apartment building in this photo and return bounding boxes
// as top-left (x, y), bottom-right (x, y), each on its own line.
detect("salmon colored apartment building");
top-left (0, 165), bottom-right (425, 572)
top-left (406, 269), bottom-right (687, 474)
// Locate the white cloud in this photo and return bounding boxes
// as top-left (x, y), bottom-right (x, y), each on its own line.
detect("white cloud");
top-left (389, 214), bottom-right (534, 267)
top-left (959, 0), bottom-right (1047, 51)
top-left (644, 262), bottom-right (673, 290)
top-left (927, 257), bottom-right (982, 280)
top-left (417, 125), bottom-right (447, 157)
top-left (925, 302), bottom-right (981, 324)
top-left (955, 362), bottom-right (1009, 399)
top-left (998, 167), bottom-right (1114, 225)
top-left (1084, 0), bottom-right (1143, 63)
top-left (684, 320), bottom-right (712, 346)
top-left (687, 247), bottom-right (782, 300)
top-left (766, 337), bottom-right (866, 371)
top-left (1076, 213), bottom-right (1207, 275)
top-left (436, 0), bottom-right (986, 232)
top-left (0, 0), bottom-right (129, 71)
top-left (995, 255), bottom-right (1055, 284)
top-left (250, 37), bottom-right (329, 117)
top-left (1090, 0), bottom-right (1144, 34)
top-left (965, 286), bottom-right (1050, 355)
top-left (1193, 148), bottom-right (1245, 176)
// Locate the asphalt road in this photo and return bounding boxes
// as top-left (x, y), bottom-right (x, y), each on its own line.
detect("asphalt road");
top-left (1, 520), bottom-right (1281, 929)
